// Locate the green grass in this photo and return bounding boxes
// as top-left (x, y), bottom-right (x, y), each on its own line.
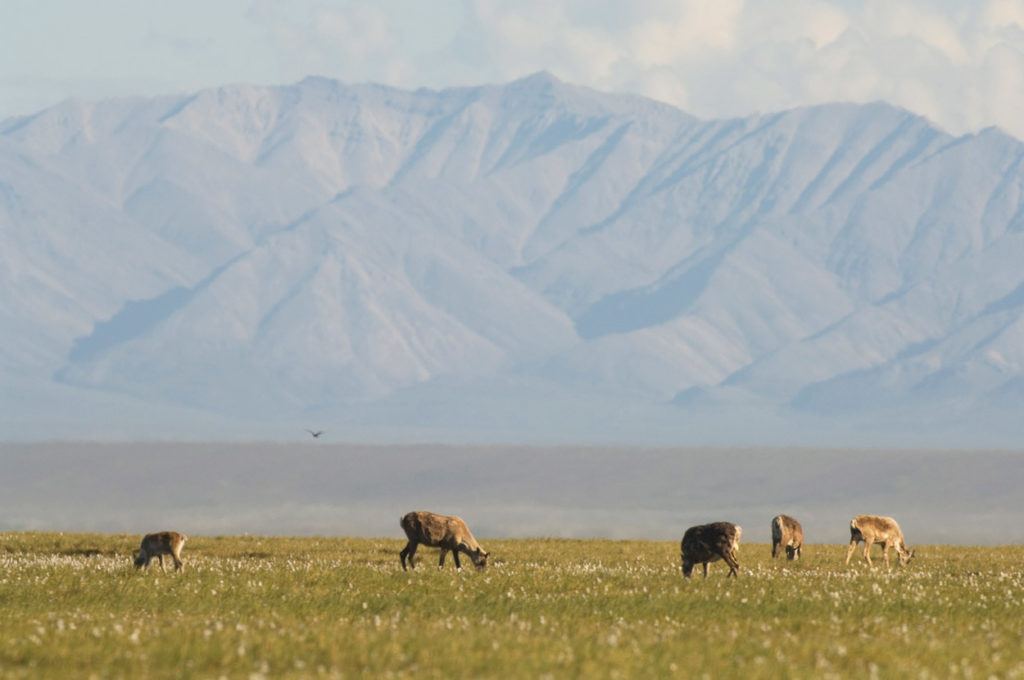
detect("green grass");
top-left (2, 532), bottom-right (1023, 678)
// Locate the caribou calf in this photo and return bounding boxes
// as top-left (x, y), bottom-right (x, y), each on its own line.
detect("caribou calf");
top-left (134, 531), bottom-right (187, 571)
top-left (771, 514), bottom-right (803, 560)
top-left (845, 515), bottom-right (914, 568)
top-left (681, 522), bottom-right (742, 578)
top-left (399, 511), bottom-right (489, 571)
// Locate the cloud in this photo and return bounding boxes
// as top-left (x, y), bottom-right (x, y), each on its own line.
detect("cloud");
top-left (3, 1), bottom-right (1024, 140)
top-left (313, 5), bottom-right (398, 59)
top-left (438, 0), bottom-right (1024, 139)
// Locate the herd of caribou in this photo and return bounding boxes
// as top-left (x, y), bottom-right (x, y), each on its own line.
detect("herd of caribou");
top-left (133, 511), bottom-right (914, 577)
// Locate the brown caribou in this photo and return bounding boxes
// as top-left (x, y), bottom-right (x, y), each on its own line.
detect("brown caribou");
top-left (399, 511), bottom-right (489, 571)
top-left (134, 531), bottom-right (187, 572)
top-left (771, 514), bottom-right (803, 560)
top-left (680, 522), bottom-right (742, 578)
top-left (845, 515), bottom-right (914, 568)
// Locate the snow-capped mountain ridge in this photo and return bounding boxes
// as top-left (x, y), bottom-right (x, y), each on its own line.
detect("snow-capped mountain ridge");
top-left (3, 73), bottom-right (1023, 445)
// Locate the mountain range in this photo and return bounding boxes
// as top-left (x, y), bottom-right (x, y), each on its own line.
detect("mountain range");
top-left (3, 72), bottom-right (1023, 446)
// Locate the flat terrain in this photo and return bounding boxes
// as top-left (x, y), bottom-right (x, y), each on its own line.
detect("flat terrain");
top-left (3, 443), bottom-right (1024, 543)
top-left (1, 532), bottom-right (1022, 678)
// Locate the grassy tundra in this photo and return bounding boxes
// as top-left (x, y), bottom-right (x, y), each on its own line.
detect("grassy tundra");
top-left (1, 532), bottom-right (1023, 679)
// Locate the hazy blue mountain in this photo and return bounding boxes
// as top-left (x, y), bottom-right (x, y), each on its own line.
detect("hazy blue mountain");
top-left (3, 73), bottom-right (1023, 446)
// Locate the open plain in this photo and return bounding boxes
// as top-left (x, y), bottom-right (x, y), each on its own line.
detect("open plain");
top-left (2, 532), bottom-right (1023, 678)
top-left (2, 443), bottom-right (1023, 544)
top-left (3, 443), bottom-right (1022, 676)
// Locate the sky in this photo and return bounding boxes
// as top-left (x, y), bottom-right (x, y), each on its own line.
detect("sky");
top-left (2, 0), bottom-right (1024, 139)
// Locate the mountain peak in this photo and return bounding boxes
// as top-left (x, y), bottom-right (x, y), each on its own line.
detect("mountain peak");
top-left (513, 70), bottom-right (564, 87)
top-left (3, 77), bottom-right (1024, 445)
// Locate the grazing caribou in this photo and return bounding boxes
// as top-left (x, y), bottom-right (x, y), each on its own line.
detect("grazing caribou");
top-left (680, 522), bottom-right (742, 578)
top-left (399, 511), bottom-right (489, 571)
top-left (134, 531), bottom-right (187, 572)
top-left (771, 514), bottom-right (803, 560)
top-left (845, 515), bottom-right (914, 568)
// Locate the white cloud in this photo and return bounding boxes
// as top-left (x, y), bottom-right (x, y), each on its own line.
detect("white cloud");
top-left (449, 0), bottom-right (1024, 139)
top-left (869, 0), bottom-right (970, 65)
top-left (3, 1), bottom-right (1024, 140)
top-left (314, 5), bottom-right (398, 59)
top-left (626, 0), bottom-right (744, 65)
top-left (979, 0), bottom-right (1024, 32)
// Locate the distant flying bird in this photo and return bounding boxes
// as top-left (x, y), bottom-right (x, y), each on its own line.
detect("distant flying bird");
top-left (306, 429), bottom-right (325, 438)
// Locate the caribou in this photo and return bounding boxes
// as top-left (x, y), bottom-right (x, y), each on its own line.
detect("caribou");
top-left (133, 531), bottom-right (187, 572)
top-left (680, 522), bottom-right (742, 578)
top-left (399, 511), bottom-right (489, 571)
top-left (771, 514), bottom-right (803, 560)
top-left (845, 515), bottom-right (914, 568)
